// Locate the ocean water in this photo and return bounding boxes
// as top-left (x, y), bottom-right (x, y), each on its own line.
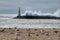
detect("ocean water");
top-left (0, 14), bottom-right (60, 28)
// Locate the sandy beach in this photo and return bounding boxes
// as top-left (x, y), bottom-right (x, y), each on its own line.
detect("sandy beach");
top-left (0, 28), bottom-right (60, 40)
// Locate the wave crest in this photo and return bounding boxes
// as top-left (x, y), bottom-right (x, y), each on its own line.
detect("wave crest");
top-left (22, 9), bottom-right (60, 17)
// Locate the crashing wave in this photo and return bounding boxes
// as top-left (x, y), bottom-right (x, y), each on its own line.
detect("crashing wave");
top-left (21, 9), bottom-right (60, 17)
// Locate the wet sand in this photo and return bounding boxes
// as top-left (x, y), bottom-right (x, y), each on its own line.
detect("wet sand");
top-left (0, 28), bottom-right (60, 40)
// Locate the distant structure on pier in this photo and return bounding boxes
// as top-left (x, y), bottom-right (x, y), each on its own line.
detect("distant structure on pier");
top-left (16, 8), bottom-right (20, 18)
top-left (14, 8), bottom-right (60, 19)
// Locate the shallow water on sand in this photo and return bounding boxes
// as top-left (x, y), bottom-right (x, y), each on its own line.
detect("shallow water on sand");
top-left (0, 18), bottom-right (60, 28)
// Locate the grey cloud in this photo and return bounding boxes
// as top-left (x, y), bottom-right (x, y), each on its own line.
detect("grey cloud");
top-left (0, 0), bottom-right (60, 14)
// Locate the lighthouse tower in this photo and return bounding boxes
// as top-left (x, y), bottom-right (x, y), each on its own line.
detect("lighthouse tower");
top-left (17, 8), bottom-right (20, 18)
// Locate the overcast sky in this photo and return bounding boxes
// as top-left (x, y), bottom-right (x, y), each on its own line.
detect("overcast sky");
top-left (0, 0), bottom-right (60, 14)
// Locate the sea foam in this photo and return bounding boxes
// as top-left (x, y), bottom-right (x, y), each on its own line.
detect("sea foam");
top-left (21, 9), bottom-right (60, 17)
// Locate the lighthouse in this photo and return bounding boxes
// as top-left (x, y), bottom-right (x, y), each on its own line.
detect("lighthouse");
top-left (17, 8), bottom-right (20, 18)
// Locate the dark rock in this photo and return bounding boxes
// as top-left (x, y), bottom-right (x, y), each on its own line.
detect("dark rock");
top-left (34, 29), bottom-right (37, 31)
top-left (53, 31), bottom-right (59, 33)
top-left (53, 28), bottom-right (56, 30)
top-left (9, 28), bottom-right (11, 29)
top-left (36, 34), bottom-right (39, 36)
top-left (15, 38), bottom-right (18, 40)
top-left (17, 29), bottom-right (19, 31)
top-left (0, 29), bottom-right (5, 32)
top-left (45, 32), bottom-right (49, 36)
top-left (28, 33), bottom-right (30, 37)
